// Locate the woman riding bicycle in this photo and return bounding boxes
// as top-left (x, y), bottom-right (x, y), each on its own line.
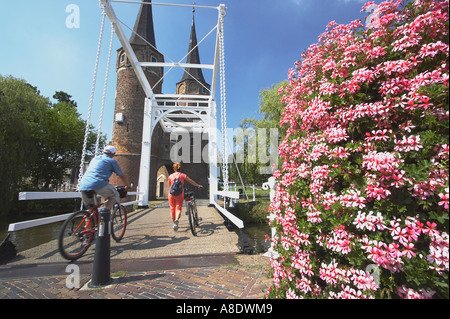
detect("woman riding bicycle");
top-left (168, 162), bottom-right (203, 231)
top-left (79, 145), bottom-right (131, 210)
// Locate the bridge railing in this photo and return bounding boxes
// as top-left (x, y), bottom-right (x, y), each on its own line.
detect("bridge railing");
top-left (212, 190), bottom-right (243, 229)
top-left (10, 190), bottom-right (246, 233)
top-left (8, 191), bottom-right (143, 232)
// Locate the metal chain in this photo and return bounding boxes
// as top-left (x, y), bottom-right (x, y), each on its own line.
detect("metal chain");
top-left (95, 22), bottom-right (115, 157)
top-left (219, 13), bottom-right (229, 191)
top-left (77, 5), bottom-right (106, 190)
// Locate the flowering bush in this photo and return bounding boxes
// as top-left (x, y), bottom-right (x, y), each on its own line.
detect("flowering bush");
top-left (267, 0), bottom-right (449, 299)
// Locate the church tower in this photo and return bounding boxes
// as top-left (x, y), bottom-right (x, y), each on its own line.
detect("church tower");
top-left (174, 10), bottom-right (210, 198)
top-left (111, 2), bottom-right (209, 200)
top-left (176, 11), bottom-right (211, 96)
top-left (151, 9), bottom-right (210, 200)
top-left (110, 0), bottom-right (164, 191)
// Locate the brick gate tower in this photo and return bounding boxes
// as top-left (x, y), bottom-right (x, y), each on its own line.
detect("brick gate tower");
top-left (111, 1), bottom-right (209, 200)
top-left (163, 9), bottom-right (210, 199)
top-left (110, 0), bottom-right (163, 194)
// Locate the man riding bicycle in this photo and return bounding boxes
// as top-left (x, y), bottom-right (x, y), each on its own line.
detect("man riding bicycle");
top-left (79, 145), bottom-right (130, 210)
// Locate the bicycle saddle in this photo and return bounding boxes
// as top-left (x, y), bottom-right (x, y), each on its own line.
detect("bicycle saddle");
top-left (84, 190), bottom-right (96, 198)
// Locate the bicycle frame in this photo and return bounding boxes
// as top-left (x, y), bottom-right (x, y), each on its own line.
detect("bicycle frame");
top-left (83, 201), bottom-right (123, 234)
top-left (83, 206), bottom-right (99, 235)
top-left (83, 202), bottom-right (118, 232)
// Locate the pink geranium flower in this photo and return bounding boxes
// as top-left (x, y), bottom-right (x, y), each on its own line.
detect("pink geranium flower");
top-left (267, 0), bottom-right (449, 299)
top-left (438, 188), bottom-right (449, 210)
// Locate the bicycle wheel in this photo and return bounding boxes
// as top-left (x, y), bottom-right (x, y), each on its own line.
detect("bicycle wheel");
top-left (58, 210), bottom-right (96, 261)
top-left (111, 204), bottom-right (127, 242)
top-left (192, 201), bottom-right (200, 226)
top-left (187, 203), bottom-right (197, 236)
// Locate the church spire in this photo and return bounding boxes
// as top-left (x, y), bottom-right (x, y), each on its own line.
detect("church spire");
top-left (181, 9), bottom-right (207, 85)
top-left (129, 0), bottom-right (156, 47)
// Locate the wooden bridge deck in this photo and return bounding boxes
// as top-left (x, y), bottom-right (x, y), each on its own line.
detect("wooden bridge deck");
top-left (6, 200), bottom-right (240, 265)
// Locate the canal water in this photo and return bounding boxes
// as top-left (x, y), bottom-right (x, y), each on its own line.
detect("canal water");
top-left (239, 224), bottom-right (271, 254)
top-left (0, 214), bottom-right (65, 252)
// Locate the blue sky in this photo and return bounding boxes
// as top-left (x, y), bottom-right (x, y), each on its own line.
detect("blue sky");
top-left (0, 0), bottom-right (368, 141)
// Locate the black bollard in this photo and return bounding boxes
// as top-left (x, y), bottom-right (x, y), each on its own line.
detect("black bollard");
top-left (88, 207), bottom-right (112, 288)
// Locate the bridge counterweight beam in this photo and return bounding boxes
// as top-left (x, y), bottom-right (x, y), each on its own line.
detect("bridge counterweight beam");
top-left (137, 98), bottom-right (154, 207)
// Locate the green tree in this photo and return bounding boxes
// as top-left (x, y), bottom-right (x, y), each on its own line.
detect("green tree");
top-left (0, 75), bottom-right (106, 214)
top-left (29, 100), bottom-right (84, 188)
top-left (0, 76), bottom-right (48, 214)
top-left (254, 80), bottom-right (288, 135)
top-left (229, 81), bottom-right (287, 185)
top-left (229, 123), bottom-right (267, 185)
top-left (31, 99), bottom-right (106, 189)
top-left (53, 91), bottom-right (78, 107)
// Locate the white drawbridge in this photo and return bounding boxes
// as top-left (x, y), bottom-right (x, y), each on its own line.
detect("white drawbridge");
top-left (100, 0), bottom-right (240, 226)
top-left (13, 0), bottom-right (245, 233)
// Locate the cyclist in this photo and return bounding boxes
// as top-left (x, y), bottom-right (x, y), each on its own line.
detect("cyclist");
top-left (168, 162), bottom-right (203, 231)
top-left (79, 145), bottom-right (130, 211)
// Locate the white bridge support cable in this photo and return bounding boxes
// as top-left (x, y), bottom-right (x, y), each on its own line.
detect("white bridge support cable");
top-left (208, 101), bottom-right (219, 205)
top-left (77, 7), bottom-right (107, 191)
top-left (95, 21), bottom-right (115, 156)
top-left (218, 6), bottom-right (229, 192)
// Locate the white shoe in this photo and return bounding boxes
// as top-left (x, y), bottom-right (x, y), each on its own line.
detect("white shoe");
top-left (173, 220), bottom-right (179, 231)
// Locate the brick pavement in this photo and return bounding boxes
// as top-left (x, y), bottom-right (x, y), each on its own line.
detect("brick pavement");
top-left (0, 255), bottom-right (271, 299)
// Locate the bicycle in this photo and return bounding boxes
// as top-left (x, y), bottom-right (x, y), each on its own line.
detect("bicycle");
top-left (58, 186), bottom-right (128, 261)
top-left (184, 188), bottom-right (201, 236)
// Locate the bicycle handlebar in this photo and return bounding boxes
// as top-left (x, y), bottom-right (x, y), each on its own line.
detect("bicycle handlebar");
top-left (184, 191), bottom-right (195, 199)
